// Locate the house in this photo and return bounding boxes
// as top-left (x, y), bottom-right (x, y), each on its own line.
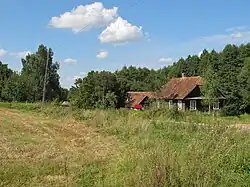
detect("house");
top-left (125, 92), bottom-right (153, 109)
top-left (154, 75), bottom-right (225, 111)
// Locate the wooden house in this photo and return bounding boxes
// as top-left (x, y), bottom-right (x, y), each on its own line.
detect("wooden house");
top-left (154, 75), bottom-right (225, 111)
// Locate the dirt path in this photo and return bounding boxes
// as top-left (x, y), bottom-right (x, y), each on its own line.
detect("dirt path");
top-left (0, 108), bottom-right (122, 186)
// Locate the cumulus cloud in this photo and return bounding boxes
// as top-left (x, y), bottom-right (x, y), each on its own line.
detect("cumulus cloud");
top-left (63, 58), bottom-right (77, 64)
top-left (99, 17), bottom-right (144, 44)
top-left (10, 51), bottom-right (31, 58)
top-left (96, 50), bottom-right (108, 59)
top-left (159, 57), bottom-right (174, 63)
top-left (0, 49), bottom-right (7, 57)
top-left (48, 2), bottom-right (118, 33)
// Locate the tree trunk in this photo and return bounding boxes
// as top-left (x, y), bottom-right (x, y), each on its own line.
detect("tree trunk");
top-left (208, 104), bottom-right (211, 114)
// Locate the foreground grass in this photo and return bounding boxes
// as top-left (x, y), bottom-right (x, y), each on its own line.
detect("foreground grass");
top-left (1, 102), bottom-right (250, 186)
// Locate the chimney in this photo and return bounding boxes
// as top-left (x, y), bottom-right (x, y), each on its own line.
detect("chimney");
top-left (182, 73), bottom-right (185, 78)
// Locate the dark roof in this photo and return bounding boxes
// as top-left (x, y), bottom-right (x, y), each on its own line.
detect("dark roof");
top-left (126, 92), bottom-right (153, 108)
top-left (155, 76), bottom-right (204, 100)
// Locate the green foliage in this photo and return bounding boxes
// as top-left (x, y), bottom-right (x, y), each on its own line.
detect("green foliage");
top-left (79, 161), bottom-right (106, 187)
top-left (3, 42), bottom-right (250, 115)
top-left (21, 44), bottom-right (61, 101)
top-left (238, 57), bottom-right (250, 113)
top-left (201, 65), bottom-right (220, 112)
top-left (69, 71), bottom-right (122, 109)
top-left (0, 45), bottom-right (68, 102)
top-left (0, 61), bottom-right (13, 100)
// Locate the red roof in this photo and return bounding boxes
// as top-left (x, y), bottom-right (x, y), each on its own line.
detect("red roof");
top-left (126, 92), bottom-right (153, 108)
top-left (155, 76), bottom-right (204, 100)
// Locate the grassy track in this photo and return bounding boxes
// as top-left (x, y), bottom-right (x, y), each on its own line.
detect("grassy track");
top-left (1, 103), bottom-right (250, 186)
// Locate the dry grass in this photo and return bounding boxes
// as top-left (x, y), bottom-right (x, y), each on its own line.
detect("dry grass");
top-left (1, 104), bottom-right (250, 186)
top-left (0, 108), bottom-right (122, 186)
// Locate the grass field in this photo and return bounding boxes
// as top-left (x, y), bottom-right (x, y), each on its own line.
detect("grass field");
top-left (1, 102), bottom-right (250, 186)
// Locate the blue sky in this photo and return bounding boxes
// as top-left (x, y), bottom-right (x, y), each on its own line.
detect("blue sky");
top-left (1, 0), bottom-right (250, 88)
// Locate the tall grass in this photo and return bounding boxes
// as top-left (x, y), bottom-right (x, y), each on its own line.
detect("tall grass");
top-left (1, 102), bottom-right (250, 186)
top-left (76, 111), bottom-right (250, 186)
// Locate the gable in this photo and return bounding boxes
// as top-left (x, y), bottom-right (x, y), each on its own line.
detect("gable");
top-left (185, 85), bottom-right (226, 100)
top-left (185, 85), bottom-right (202, 99)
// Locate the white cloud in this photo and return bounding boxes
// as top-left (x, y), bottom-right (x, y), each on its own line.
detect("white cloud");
top-left (10, 51), bottom-right (31, 58)
top-left (225, 26), bottom-right (247, 32)
top-left (61, 73), bottom-right (87, 88)
top-left (159, 57), bottom-right (174, 63)
top-left (165, 30), bottom-right (250, 61)
top-left (96, 50), bottom-right (108, 59)
top-left (0, 49), bottom-right (7, 57)
top-left (79, 72), bottom-right (87, 76)
top-left (63, 58), bottom-right (77, 64)
top-left (200, 31), bottom-right (250, 44)
top-left (181, 31), bottom-right (250, 51)
top-left (73, 75), bottom-right (81, 80)
top-left (231, 32), bottom-right (243, 38)
top-left (48, 2), bottom-right (118, 33)
top-left (198, 51), bottom-right (203, 57)
top-left (99, 17), bottom-right (144, 44)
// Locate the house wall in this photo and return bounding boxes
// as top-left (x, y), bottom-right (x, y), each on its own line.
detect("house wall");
top-left (184, 100), bottom-right (203, 111)
top-left (185, 86), bottom-right (225, 111)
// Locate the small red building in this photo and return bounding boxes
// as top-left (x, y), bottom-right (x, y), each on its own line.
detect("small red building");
top-left (125, 92), bottom-right (153, 110)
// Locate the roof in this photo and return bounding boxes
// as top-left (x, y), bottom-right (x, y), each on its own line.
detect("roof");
top-left (155, 76), bottom-right (204, 100)
top-left (126, 92), bottom-right (153, 108)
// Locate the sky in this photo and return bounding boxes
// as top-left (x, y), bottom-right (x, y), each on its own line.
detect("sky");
top-left (1, 0), bottom-right (250, 88)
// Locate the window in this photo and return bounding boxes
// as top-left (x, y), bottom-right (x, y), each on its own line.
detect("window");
top-left (190, 100), bottom-right (196, 110)
top-left (213, 101), bottom-right (220, 110)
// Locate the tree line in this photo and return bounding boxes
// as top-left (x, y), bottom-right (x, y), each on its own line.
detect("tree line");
top-left (0, 44), bottom-right (68, 102)
top-left (69, 43), bottom-right (250, 115)
top-left (1, 43), bottom-right (250, 115)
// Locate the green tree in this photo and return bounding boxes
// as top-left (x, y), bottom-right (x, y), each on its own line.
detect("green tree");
top-left (198, 49), bottom-right (210, 75)
top-left (186, 55), bottom-right (200, 76)
top-left (217, 44), bottom-right (243, 115)
top-left (21, 44), bottom-right (61, 101)
top-left (201, 65), bottom-right (219, 113)
top-left (1, 72), bottom-right (33, 101)
top-left (238, 57), bottom-right (250, 113)
top-left (70, 71), bottom-right (122, 109)
top-left (0, 61), bottom-right (13, 100)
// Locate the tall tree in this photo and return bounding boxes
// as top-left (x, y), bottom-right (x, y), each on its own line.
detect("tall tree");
top-left (201, 65), bottom-right (219, 113)
top-left (0, 61), bottom-right (13, 100)
top-left (21, 44), bottom-right (61, 101)
top-left (217, 44), bottom-right (243, 115)
top-left (186, 55), bottom-right (200, 76)
top-left (238, 57), bottom-right (250, 113)
top-left (198, 49), bottom-right (210, 75)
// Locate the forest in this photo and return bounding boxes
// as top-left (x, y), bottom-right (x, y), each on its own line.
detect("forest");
top-left (1, 43), bottom-right (250, 115)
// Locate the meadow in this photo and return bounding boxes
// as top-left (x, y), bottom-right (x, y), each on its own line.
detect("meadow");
top-left (1, 102), bottom-right (250, 187)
